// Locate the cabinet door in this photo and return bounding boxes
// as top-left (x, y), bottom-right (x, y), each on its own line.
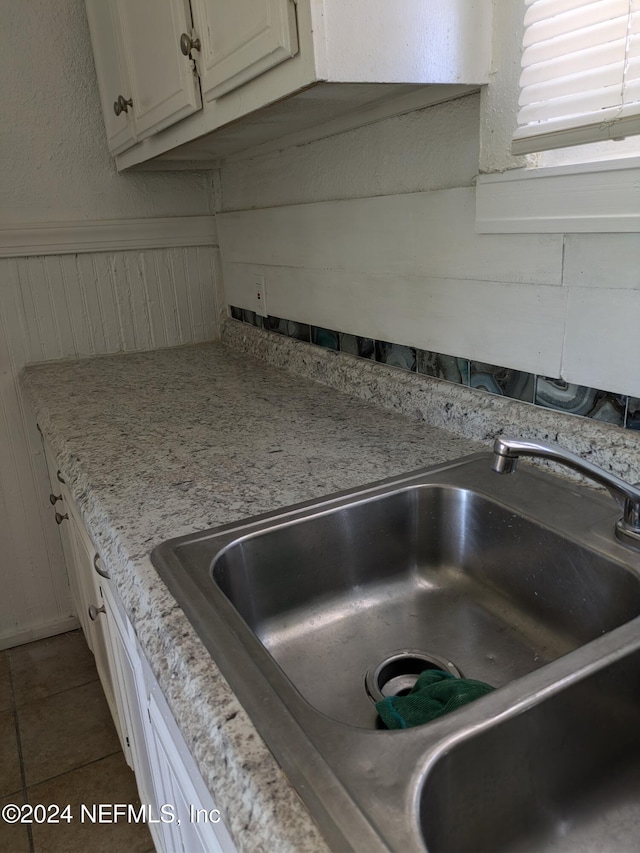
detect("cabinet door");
top-left (54, 506), bottom-right (88, 639)
top-left (147, 693), bottom-right (234, 853)
top-left (67, 513), bottom-right (126, 753)
top-left (40, 440), bottom-right (86, 637)
top-left (191, 0), bottom-right (298, 101)
top-left (85, 0), bottom-right (136, 153)
top-left (102, 583), bottom-right (164, 848)
top-left (62, 513), bottom-right (92, 648)
top-left (115, 0), bottom-right (202, 139)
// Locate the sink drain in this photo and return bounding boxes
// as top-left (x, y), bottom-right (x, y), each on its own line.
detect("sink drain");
top-left (365, 650), bottom-right (462, 703)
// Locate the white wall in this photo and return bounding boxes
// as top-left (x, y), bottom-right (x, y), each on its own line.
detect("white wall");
top-left (218, 4), bottom-right (639, 399)
top-left (218, 187), bottom-right (566, 376)
top-left (0, 0), bottom-right (213, 224)
top-left (478, 0), bottom-right (527, 174)
top-left (0, 0), bottom-right (217, 646)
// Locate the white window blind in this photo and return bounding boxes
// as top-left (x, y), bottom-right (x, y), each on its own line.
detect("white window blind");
top-left (513, 0), bottom-right (640, 155)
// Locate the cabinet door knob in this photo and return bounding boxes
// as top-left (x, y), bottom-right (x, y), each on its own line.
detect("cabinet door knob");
top-left (180, 32), bottom-right (201, 56)
top-left (55, 511), bottom-right (68, 525)
top-left (49, 493), bottom-right (62, 505)
top-left (113, 94), bottom-right (132, 116)
top-left (93, 552), bottom-right (111, 580)
top-left (88, 604), bottom-right (106, 621)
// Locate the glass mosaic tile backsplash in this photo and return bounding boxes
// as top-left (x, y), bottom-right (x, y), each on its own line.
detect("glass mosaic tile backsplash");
top-left (230, 307), bottom-right (638, 430)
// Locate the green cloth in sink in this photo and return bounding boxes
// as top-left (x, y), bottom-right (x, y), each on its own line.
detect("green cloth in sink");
top-left (376, 670), bottom-right (494, 729)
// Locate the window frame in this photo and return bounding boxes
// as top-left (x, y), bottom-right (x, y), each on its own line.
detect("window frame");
top-left (475, 1), bottom-right (640, 235)
top-left (476, 155), bottom-right (640, 233)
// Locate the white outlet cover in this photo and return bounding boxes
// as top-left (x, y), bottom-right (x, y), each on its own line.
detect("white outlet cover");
top-left (254, 274), bottom-right (267, 317)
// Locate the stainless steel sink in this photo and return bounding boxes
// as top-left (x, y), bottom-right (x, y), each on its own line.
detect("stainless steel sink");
top-left (152, 453), bottom-right (640, 852)
top-left (420, 640), bottom-right (640, 853)
top-left (212, 484), bottom-right (640, 729)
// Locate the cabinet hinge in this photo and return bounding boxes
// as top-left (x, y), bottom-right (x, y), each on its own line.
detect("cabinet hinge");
top-left (126, 736), bottom-right (131, 748)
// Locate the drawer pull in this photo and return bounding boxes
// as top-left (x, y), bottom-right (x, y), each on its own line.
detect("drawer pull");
top-left (49, 493), bottom-right (62, 505)
top-left (93, 553), bottom-right (111, 580)
top-left (55, 512), bottom-right (68, 525)
top-left (56, 470), bottom-right (66, 484)
top-left (88, 604), bottom-right (106, 621)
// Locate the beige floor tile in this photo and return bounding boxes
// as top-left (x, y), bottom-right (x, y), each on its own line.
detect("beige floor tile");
top-left (0, 652), bottom-right (11, 712)
top-left (0, 709), bottom-right (22, 798)
top-left (0, 792), bottom-right (31, 853)
top-left (19, 680), bottom-right (120, 787)
top-left (9, 630), bottom-right (97, 707)
top-left (29, 752), bottom-right (153, 853)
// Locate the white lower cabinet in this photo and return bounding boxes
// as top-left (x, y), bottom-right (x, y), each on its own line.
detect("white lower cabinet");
top-left (66, 510), bottom-right (126, 756)
top-left (103, 579), bottom-right (235, 853)
top-left (101, 580), bottom-right (146, 775)
top-left (145, 686), bottom-right (236, 853)
top-left (41, 438), bottom-right (235, 853)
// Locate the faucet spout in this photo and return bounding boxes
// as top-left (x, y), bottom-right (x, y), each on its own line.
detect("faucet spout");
top-left (492, 436), bottom-right (640, 551)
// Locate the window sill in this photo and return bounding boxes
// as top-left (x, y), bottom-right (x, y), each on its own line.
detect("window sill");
top-left (475, 156), bottom-right (640, 234)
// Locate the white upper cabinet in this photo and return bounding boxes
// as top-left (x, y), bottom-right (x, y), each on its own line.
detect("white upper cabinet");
top-left (115, 0), bottom-right (202, 140)
top-left (191, 0), bottom-right (298, 100)
top-left (85, 0), bottom-right (135, 153)
top-left (86, 0), bottom-right (493, 168)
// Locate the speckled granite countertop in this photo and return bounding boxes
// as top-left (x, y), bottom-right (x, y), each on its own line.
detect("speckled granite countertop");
top-left (20, 334), bottom-right (483, 853)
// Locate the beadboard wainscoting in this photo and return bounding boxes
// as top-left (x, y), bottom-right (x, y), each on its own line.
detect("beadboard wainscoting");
top-left (0, 226), bottom-right (221, 649)
top-left (217, 187), bottom-right (640, 399)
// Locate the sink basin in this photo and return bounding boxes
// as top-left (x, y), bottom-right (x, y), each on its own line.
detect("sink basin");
top-left (420, 643), bottom-right (640, 853)
top-left (212, 484), bottom-right (640, 729)
top-left (152, 453), bottom-right (640, 851)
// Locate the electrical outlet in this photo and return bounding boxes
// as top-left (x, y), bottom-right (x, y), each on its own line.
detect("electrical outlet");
top-left (254, 274), bottom-right (267, 317)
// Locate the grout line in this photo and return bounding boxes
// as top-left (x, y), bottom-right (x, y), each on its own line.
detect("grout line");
top-left (6, 652), bottom-right (35, 853)
top-left (24, 750), bottom-right (123, 794)
top-left (11, 675), bottom-right (100, 712)
top-left (4, 633), bottom-right (147, 849)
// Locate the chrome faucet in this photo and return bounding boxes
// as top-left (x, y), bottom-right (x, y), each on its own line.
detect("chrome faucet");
top-left (492, 436), bottom-right (640, 550)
